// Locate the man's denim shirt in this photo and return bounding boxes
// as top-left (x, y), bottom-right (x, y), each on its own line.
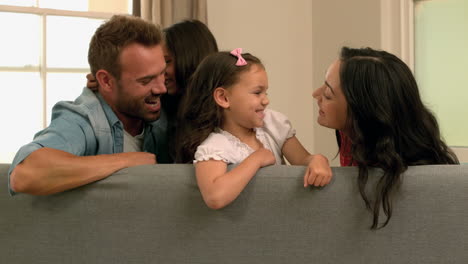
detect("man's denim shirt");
top-left (8, 88), bottom-right (170, 195)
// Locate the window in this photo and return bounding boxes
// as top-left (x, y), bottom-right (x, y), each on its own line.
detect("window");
top-left (414, 0), bottom-right (468, 161)
top-left (0, 1), bottom-right (132, 163)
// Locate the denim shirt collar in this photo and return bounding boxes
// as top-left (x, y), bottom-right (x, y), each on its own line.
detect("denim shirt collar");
top-left (95, 92), bottom-right (161, 132)
top-left (95, 92), bottom-right (121, 129)
top-left (94, 91), bottom-right (167, 158)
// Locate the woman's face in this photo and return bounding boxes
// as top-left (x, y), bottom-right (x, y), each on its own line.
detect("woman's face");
top-left (163, 44), bottom-right (178, 95)
top-left (312, 59), bottom-right (348, 131)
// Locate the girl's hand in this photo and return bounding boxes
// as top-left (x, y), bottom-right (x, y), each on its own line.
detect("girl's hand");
top-left (253, 148), bottom-right (276, 167)
top-left (303, 154), bottom-right (332, 187)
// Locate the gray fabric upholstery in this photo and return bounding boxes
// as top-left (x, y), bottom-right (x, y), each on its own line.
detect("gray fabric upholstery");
top-left (1, 163), bottom-right (467, 263)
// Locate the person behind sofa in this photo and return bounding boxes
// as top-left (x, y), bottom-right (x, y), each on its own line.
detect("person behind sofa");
top-left (8, 15), bottom-right (168, 196)
top-left (158, 19), bottom-right (220, 159)
top-left (162, 19), bottom-right (218, 104)
top-left (312, 46), bottom-right (459, 229)
top-left (87, 19), bottom-right (219, 160)
top-left (176, 49), bottom-right (333, 209)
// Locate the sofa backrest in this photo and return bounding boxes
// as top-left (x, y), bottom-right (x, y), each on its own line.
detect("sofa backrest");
top-left (1, 163), bottom-right (467, 263)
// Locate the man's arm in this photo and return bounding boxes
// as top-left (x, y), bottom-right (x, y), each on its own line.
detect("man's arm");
top-left (10, 147), bottom-right (156, 195)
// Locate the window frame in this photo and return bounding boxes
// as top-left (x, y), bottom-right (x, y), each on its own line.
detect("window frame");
top-left (380, 0), bottom-right (468, 162)
top-left (0, 4), bottom-right (115, 127)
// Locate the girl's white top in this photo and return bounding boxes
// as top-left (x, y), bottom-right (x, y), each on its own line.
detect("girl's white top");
top-left (194, 109), bottom-right (296, 165)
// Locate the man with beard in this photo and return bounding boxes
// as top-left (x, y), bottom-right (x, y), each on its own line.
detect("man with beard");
top-left (8, 15), bottom-right (169, 195)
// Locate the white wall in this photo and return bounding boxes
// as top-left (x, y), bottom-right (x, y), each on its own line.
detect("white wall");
top-left (207, 0), bottom-right (382, 165)
top-left (207, 0), bottom-right (315, 162)
top-left (310, 0), bottom-right (381, 164)
top-left (88, 0), bottom-right (130, 13)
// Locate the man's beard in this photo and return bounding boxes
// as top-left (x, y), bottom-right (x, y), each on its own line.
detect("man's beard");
top-left (115, 82), bottom-right (160, 123)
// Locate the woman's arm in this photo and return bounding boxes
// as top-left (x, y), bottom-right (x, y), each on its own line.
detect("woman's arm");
top-left (282, 136), bottom-right (332, 187)
top-left (195, 148), bottom-right (275, 209)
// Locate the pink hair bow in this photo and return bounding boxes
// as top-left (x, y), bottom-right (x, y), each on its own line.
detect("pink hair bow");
top-left (230, 48), bottom-right (247, 66)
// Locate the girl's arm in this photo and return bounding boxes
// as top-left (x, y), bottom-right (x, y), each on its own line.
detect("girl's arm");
top-left (195, 148), bottom-right (275, 210)
top-left (282, 136), bottom-right (332, 187)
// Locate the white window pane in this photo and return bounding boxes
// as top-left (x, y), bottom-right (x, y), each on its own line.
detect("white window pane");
top-left (39, 0), bottom-right (87, 11)
top-left (46, 73), bottom-right (87, 125)
top-left (0, 72), bottom-right (42, 163)
top-left (47, 16), bottom-right (104, 68)
top-left (0, 12), bottom-right (40, 67)
top-left (0, 0), bottom-right (35, 7)
top-left (415, 0), bottom-right (468, 147)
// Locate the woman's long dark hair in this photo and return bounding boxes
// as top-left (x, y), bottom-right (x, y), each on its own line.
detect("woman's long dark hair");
top-left (163, 19), bottom-right (218, 103)
top-left (162, 19), bottom-right (218, 160)
top-left (175, 52), bottom-right (263, 163)
top-left (340, 47), bottom-right (459, 229)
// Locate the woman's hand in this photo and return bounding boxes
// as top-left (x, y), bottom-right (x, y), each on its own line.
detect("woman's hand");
top-left (303, 154), bottom-right (332, 187)
top-left (86, 73), bottom-right (99, 91)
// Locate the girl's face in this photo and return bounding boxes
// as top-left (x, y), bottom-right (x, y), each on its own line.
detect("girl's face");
top-left (312, 59), bottom-right (348, 131)
top-left (163, 44), bottom-right (178, 95)
top-left (223, 64), bottom-right (270, 130)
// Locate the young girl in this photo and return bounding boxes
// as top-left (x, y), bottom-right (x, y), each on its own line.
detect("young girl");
top-left (177, 48), bottom-right (332, 209)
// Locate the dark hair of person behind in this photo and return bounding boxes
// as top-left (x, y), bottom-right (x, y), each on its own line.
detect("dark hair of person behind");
top-left (175, 52), bottom-right (263, 163)
top-left (162, 19), bottom-right (218, 160)
top-left (163, 19), bottom-right (219, 97)
top-left (339, 47), bottom-right (459, 229)
top-left (88, 15), bottom-right (162, 80)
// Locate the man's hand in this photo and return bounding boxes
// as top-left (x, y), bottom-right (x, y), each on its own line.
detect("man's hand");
top-left (303, 154), bottom-right (332, 187)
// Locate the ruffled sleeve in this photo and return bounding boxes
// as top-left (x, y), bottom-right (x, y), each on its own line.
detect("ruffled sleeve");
top-left (262, 109), bottom-right (296, 149)
top-left (194, 132), bottom-right (235, 164)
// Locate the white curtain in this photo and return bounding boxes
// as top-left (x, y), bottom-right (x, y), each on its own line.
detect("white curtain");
top-left (134, 0), bottom-right (207, 27)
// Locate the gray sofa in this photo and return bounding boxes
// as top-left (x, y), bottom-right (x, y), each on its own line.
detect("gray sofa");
top-left (1, 163), bottom-right (467, 263)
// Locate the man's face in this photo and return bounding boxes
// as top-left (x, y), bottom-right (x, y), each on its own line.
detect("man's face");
top-left (112, 43), bottom-right (167, 126)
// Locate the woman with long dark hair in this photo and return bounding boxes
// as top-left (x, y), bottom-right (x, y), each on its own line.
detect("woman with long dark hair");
top-left (313, 47), bottom-right (459, 229)
top-left (161, 19), bottom-right (219, 160)
top-left (162, 19), bottom-right (219, 115)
